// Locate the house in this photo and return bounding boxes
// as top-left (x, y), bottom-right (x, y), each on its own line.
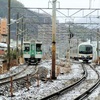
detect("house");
top-left (0, 18), bottom-right (8, 43)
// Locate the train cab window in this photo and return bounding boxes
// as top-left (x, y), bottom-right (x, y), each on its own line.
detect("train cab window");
top-left (36, 44), bottom-right (42, 51)
top-left (24, 47), bottom-right (30, 51)
top-left (24, 43), bottom-right (30, 51)
top-left (79, 45), bottom-right (92, 54)
top-left (86, 46), bottom-right (92, 53)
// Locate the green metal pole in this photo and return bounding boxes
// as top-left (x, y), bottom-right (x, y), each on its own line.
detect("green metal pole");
top-left (7, 0), bottom-right (11, 70)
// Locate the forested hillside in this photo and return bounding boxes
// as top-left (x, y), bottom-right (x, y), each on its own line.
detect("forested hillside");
top-left (0, 0), bottom-right (51, 39)
top-left (0, 0), bottom-right (96, 41)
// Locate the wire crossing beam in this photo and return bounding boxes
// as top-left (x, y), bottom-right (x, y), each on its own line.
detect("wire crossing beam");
top-left (11, 7), bottom-right (100, 10)
top-left (10, 7), bottom-right (100, 17)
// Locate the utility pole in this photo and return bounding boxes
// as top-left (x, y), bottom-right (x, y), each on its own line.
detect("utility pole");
top-left (66, 36), bottom-right (70, 65)
top-left (43, 33), bottom-right (45, 56)
top-left (77, 38), bottom-right (79, 59)
top-left (26, 29), bottom-right (28, 41)
top-left (7, 0), bottom-right (11, 70)
top-left (21, 18), bottom-right (24, 58)
top-left (68, 25), bottom-right (71, 65)
top-left (23, 23), bottom-right (26, 41)
top-left (16, 13), bottom-right (19, 64)
top-left (52, 0), bottom-right (57, 79)
top-left (97, 29), bottom-right (99, 61)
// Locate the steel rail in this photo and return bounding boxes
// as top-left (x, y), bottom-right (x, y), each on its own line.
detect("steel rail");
top-left (0, 64), bottom-right (39, 97)
top-left (0, 64), bottom-right (38, 85)
top-left (74, 64), bottom-right (100, 100)
top-left (0, 64), bottom-right (27, 81)
top-left (41, 63), bottom-right (87, 100)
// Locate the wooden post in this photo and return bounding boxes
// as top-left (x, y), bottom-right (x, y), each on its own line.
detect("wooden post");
top-left (26, 74), bottom-right (30, 90)
top-left (37, 72), bottom-right (39, 87)
top-left (0, 67), bottom-right (1, 74)
top-left (2, 66), bottom-right (3, 74)
top-left (10, 76), bottom-right (13, 97)
top-left (56, 66), bottom-right (60, 76)
top-left (49, 70), bottom-right (53, 82)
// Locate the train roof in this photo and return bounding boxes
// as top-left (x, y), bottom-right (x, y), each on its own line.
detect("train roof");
top-left (23, 40), bottom-right (42, 44)
top-left (78, 40), bottom-right (100, 47)
top-left (35, 41), bottom-right (42, 44)
top-left (23, 41), bottom-right (30, 43)
top-left (78, 41), bottom-right (93, 47)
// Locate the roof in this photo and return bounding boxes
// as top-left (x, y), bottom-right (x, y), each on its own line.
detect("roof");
top-left (0, 43), bottom-right (7, 47)
top-left (0, 43), bottom-right (13, 48)
top-left (0, 50), bottom-right (5, 55)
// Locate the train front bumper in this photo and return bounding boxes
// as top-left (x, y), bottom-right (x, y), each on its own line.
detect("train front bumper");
top-left (79, 56), bottom-right (92, 61)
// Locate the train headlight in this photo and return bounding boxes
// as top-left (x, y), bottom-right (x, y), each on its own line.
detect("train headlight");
top-left (78, 55), bottom-right (81, 57)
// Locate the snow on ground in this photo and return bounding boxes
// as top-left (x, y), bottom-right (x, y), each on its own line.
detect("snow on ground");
top-left (5, 62), bottom-right (84, 100)
top-left (86, 65), bottom-right (100, 100)
top-left (0, 64), bottom-right (26, 79)
top-left (0, 61), bottom-right (100, 100)
top-left (58, 64), bottom-right (98, 100)
top-left (39, 60), bottom-right (83, 79)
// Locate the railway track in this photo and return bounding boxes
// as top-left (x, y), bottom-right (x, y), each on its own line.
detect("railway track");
top-left (1, 60), bottom-right (99, 99)
top-left (74, 64), bottom-right (100, 100)
top-left (0, 63), bottom-right (40, 96)
top-left (0, 64), bottom-right (28, 82)
top-left (0, 64), bottom-right (38, 86)
top-left (0, 60), bottom-right (46, 83)
top-left (41, 63), bottom-right (87, 100)
top-left (41, 63), bottom-right (100, 100)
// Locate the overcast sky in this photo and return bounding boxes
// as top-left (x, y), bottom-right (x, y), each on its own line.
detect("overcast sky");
top-left (17, 0), bottom-right (100, 8)
top-left (16, 0), bottom-right (100, 23)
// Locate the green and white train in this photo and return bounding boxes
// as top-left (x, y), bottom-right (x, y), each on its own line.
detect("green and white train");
top-left (23, 39), bottom-right (42, 64)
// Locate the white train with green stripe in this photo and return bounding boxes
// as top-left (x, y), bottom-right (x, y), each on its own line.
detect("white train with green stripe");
top-left (23, 39), bottom-right (42, 64)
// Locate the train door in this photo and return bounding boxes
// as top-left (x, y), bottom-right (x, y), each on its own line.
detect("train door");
top-left (31, 44), bottom-right (35, 58)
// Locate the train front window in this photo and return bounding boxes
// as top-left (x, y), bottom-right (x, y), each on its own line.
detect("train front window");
top-left (24, 47), bottom-right (30, 51)
top-left (24, 43), bottom-right (30, 51)
top-left (79, 45), bottom-right (92, 54)
top-left (36, 44), bottom-right (41, 52)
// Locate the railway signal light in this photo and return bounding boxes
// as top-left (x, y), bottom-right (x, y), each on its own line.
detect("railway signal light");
top-left (69, 32), bottom-right (74, 39)
top-left (68, 25), bottom-right (74, 39)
